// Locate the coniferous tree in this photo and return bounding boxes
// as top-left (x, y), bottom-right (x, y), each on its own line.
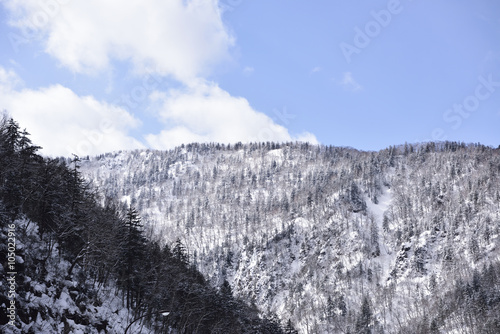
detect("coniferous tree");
top-left (356, 296), bottom-right (373, 334)
top-left (369, 215), bottom-right (380, 257)
top-left (173, 238), bottom-right (189, 265)
top-left (119, 205), bottom-right (147, 308)
top-left (220, 279), bottom-right (233, 297)
top-left (284, 319), bottom-right (299, 334)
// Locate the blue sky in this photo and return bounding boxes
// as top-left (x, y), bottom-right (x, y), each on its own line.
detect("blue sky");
top-left (0, 0), bottom-right (499, 157)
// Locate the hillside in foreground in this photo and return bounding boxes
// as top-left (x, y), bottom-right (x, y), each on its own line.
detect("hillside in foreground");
top-left (0, 117), bottom-right (285, 333)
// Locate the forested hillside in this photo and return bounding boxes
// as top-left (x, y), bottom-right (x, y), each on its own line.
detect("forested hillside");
top-left (0, 116), bottom-right (285, 333)
top-left (81, 141), bottom-right (500, 333)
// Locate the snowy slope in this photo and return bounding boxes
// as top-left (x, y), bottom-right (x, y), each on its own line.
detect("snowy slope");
top-left (81, 142), bottom-right (500, 333)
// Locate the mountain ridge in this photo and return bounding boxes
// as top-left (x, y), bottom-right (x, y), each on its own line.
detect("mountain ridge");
top-left (0, 118), bottom-right (286, 333)
top-left (81, 141), bottom-right (500, 333)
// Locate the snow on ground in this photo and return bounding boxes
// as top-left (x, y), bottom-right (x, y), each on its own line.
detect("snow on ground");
top-left (365, 187), bottom-right (392, 224)
top-left (365, 187), bottom-right (396, 282)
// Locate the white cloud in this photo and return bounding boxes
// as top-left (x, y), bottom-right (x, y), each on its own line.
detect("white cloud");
top-left (1, 2), bottom-right (320, 152)
top-left (4, 0), bottom-right (234, 82)
top-left (310, 66), bottom-right (322, 74)
top-left (340, 72), bottom-right (362, 92)
top-left (243, 66), bottom-right (254, 75)
top-left (295, 132), bottom-right (319, 143)
top-left (0, 67), bottom-right (144, 157)
top-left (145, 80), bottom-right (318, 149)
top-left (0, 66), bottom-right (23, 89)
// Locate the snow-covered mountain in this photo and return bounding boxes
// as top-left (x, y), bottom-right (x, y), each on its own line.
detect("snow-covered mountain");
top-left (81, 141), bottom-right (500, 333)
top-left (1, 118), bottom-right (285, 333)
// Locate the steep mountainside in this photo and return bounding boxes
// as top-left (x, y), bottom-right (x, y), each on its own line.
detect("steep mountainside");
top-left (1, 117), bottom-right (284, 333)
top-left (81, 142), bottom-right (500, 333)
